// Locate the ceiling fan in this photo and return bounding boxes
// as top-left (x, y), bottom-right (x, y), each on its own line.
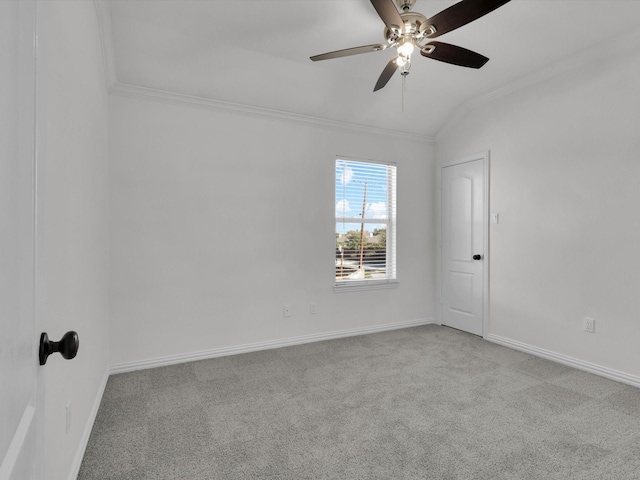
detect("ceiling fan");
top-left (310, 0), bottom-right (511, 92)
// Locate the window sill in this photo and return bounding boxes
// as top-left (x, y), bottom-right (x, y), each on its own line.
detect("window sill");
top-left (333, 280), bottom-right (399, 293)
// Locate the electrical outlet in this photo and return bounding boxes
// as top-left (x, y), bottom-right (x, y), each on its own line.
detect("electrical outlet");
top-left (583, 317), bottom-right (595, 333)
top-left (283, 305), bottom-right (291, 317)
top-left (309, 303), bottom-right (317, 315)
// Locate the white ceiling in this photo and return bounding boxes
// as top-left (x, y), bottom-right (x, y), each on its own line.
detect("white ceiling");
top-left (106, 0), bottom-right (640, 138)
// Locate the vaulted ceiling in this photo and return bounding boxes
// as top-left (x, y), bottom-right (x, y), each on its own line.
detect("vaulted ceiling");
top-left (103, 0), bottom-right (640, 139)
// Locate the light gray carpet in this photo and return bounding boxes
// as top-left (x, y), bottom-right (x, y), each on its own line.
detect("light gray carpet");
top-left (78, 325), bottom-right (640, 479)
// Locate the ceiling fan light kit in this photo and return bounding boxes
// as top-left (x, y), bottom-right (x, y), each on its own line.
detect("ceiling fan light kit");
top-left (310, 0), bottom-right (511, 92)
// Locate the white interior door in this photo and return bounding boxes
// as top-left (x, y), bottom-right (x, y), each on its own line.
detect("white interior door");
top-left (441, 156), bottom-right (486, 336)
top-left (0, 2), bottom-right (42, 479)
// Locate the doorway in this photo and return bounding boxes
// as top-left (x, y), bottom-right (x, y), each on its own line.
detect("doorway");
top-left (439, 152), bottom-right (489, 336)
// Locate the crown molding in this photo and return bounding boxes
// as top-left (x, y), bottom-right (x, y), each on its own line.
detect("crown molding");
top-left (110, 82), bottom-right (434, 143)
top-left (92, 1), bottom-right (431, 143)
top-left (436, 26), bottom-right (640, 141)
top-left (435, 54), bottom-right (585, 140)
top-left (93, 0), bottom-right (116, 92)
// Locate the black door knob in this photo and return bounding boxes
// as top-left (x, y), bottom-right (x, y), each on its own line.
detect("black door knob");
top-left (473, 254), bottom-right (483, 261)
top-left (39, 331), bottom-right (79, 365)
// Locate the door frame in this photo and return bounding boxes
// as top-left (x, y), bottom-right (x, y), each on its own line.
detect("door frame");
top-left (437, 151), bottom-right (490, 337)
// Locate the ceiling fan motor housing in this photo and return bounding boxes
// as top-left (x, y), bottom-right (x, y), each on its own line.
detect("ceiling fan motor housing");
top-left (384, 11), bottom-right (431, 45)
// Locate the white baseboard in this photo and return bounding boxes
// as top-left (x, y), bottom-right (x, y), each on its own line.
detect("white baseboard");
top-left (110, 317), bottom-right (436, 375)
top-left (486, 333), bottom-right (640, 389)
top-left (68, 369), bottom-right (109, 480)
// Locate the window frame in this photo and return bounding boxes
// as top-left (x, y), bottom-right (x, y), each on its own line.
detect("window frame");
top-left (334, 157), bottom-right (398, 293)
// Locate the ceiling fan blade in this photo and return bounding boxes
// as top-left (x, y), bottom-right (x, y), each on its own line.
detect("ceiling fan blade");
top-left (370, 0), bottom-right (404, 33)
top-left (374, 56), bottom-right (399, 92)
top-left (420, 42), bottom-right (489, 68)
top-left (310, 44), bottom-right (388, 61)
top-left (424, 0), bottom-right (511, 38)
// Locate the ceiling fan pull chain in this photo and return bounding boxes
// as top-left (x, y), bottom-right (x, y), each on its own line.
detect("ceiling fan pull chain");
top-left (402, 74), bottom-right (405, 112)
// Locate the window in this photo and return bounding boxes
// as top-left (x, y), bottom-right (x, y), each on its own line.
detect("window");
top-left (335, 158), bottom-right (397, 290)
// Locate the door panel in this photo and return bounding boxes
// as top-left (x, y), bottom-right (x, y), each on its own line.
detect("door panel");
top-left (0, 1), bottom-right (40, 478)
top-left (449, 177), bottom-right (473, 261)
top-left (449, 271), bottom-right (474, 315)
top-left (441, 158), bottom-right (485, 336)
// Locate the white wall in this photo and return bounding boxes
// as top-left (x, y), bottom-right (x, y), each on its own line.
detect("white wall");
top-left (109, 95), bottom-right (436, 366)
top-left (39, 1), bottom-right (110, 478)
top-left (436, 34), bottom-right (640, 379)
